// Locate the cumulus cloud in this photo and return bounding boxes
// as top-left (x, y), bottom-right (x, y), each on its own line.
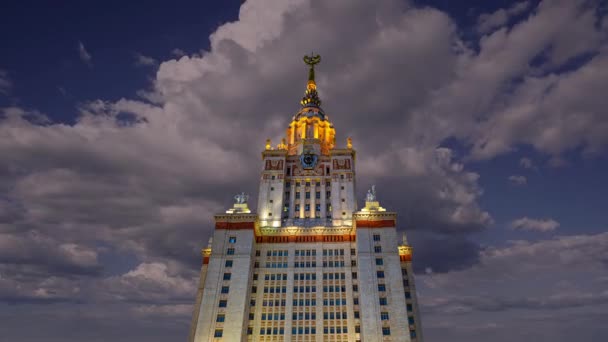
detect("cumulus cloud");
top-left (78, 41), bottom-right (93, 66)
top-left (510, 217), bottom-right (559, 232)
top-left (477, 1), bottom-right (531, 34)
top-left (171, 48), bottom-right (186, 57)
top-left (134, 53), bottom-right (158, 67)
top-left (508, 175), bottom-right (527, 185)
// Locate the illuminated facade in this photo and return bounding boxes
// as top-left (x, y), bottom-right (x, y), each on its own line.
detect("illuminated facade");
top-left (189, 55), bottom-right (423, 342)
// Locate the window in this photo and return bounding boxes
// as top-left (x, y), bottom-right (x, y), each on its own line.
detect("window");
top-left (269, 199), bottom-right (273, 203)
top-left (221, 286), bottom-right (230, 294)
top-left (227, 248), bottom-right (235, 255)
top-left (375, 258), bottom-right (384, 265)
top-left (296, 192), bottom-right (300, 199)
top-left (377, 270), bottom-right (385, 278)
top-left (268, 212), bottom-right (272, 216)
top-left (228, 236), bottom-right (236, 243)
top-left (286, 168), bottom-right (291, 176)
top-left (296, 181), bottom-right (300, 187)
top-left (247, 326), bottom-right (253, 335)
top-left (410, 330), bottom-right (417, 338)
top-left (316, 182), bottom-right (320, 187)
top-left (373, 234), bottom-right (381, 241)
top-left (255, 250), bottom-right (261, 256)
top-left (378, 284), bottom-right (386, 292)
top-left (402, 268), bottom-right (408, 276)
top-left (405, 291), bottom-right (411, 299)
top-left (354, 311), bottom-right (360, 319)
top-left (295, 204), bottom-right (300, 211)
top-left (351, 248), bottom-right (356, 256)
top-left (381, 312), bottom-right (389, 320)
top-left (286, 181), bottom-right (291, 187)
top-left (353, 285), bottom-right (358, 292)
top-left (407, 304), bottom-right (413, 311)
top-left (353, 297), bottom-right (359, 305)
top-left (251, 286), bottom-right (257, 293)
top-left (326, 191), bottom-right (331, 198)
top-left (214, 329), bottom-right (223, 337)
top-left (216, 314), bottom-right (225, 322)
top-left (316, 192), bottom-right (321, 199)
top-left (315, 204), bottom-right (321, 211)
top-left (352, 272), bottom-right (357, 279)
top-left (340, 174), bottom-right (345, 179)
top-left (270, 187), bottom-right (274, 191)
top-left (374, 246), bottom-right (382, 253)
top-left (223, 273), bottom-right (231, 280)
top-left (225, 260), bottom-right (233, 267)
top-left (341, 198), bottom-right (345, 202)
top-left (382, 327), bottom-right (391, 336)
top-left (326, 181), bottom-right (331, 186)
top-left (355, 325), bottom-right (361, 333)
top-left (250, 299), bottom-right (256, 306)
top-left (408, 317), bottom-right (415, 325)
top-left (305, 204), bottom-right (310, 211)
top-left (219, 300), bottom-right (227, 308)
top-left (305, 192), bottom-right (310, 199)
top-left (351, 260), bottom-right (357, 266)
top-left (306, 182), bottom-right (310, 187)
top-left (341, 186), bottom-right (344, 190)
top-left (380, 297), bottom-right (388, 305)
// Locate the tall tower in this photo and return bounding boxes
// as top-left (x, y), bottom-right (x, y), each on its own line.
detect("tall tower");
top-left (189, 55), bottom-right (423, 342)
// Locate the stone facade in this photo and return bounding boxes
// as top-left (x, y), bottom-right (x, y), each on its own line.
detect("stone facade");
top-left (189, 55), bottom-right (423, 342)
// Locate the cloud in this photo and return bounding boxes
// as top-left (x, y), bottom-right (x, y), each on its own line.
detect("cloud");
top-left (510, 217), bottom-right (559, 232)
top-left (0, 69), bottom-right (11, 95)
top-left (477, 1), bottom-right (531, 34)
top-left (519, 157), bottom-right (535, 169)
top-left (171, 48), bottom-right (186, 57)
top-left (420, 232), bottom-right (608, 340)
top-left (508, 175), bottom-right (527, 185)
top-left (78, 41), bottom-right (93, 66)
top-left (134, 53), bottom-right (158, 67)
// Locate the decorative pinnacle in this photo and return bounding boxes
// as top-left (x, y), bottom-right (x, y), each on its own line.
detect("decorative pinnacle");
top-left (300, 53), bottom-right (322, 108)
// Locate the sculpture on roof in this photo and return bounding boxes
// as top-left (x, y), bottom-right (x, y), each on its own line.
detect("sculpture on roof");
top-left (366, 185), bottom-right (377, 202)
top-left (234, 192), bottom-right (249, 204)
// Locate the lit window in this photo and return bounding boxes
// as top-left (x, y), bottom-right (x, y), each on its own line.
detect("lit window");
top-left (228, 236), bottom-right (236, 243)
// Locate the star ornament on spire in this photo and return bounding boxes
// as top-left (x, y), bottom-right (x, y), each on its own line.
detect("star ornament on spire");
top-left (301, 53), bottom-right (322, 108)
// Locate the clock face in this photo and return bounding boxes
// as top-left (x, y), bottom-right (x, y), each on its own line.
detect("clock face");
top-left (300, 153), bottom-right (318, 169)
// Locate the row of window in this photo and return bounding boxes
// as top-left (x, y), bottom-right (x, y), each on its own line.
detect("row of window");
top-left (293, 298), bottom-right (316, 306)
top-left (262, 286), bottom-right (286, 294)
top-left (323, 272), bottom-right (345, 280)
top-left (263, 262), bottom-right (289, 268)
top-left (323, 298), bottom-right (348, 306)
top-left (294, 261), bottom-right (317, 268)
top-left (323, 312), bottom-right (347, 320)
top-left (294, 249), bottom-right (316, 257)
top-left (294, 273), bottom-right (316, 280)
top-left (266, 250), bottom-right (288, 257)
top-left (323, 285), bottom-right (346, 293)
top-left (292, 327), bottom-right (315, 335)
top-left (293, 286), bottom-right (316, 293)
top-left (264, 273), bottom-right (287, 281)
top-left (292, 312), bottom-right (316, 320)
top-left (287, 181), bottom-right (330, 188)
top-left (261, 313), bottom-right (285, 321)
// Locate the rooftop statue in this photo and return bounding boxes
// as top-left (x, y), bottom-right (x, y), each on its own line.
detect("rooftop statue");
top-left (234, 192), bottom-right (249, 204)
top-left (366, 185), bottom-right (377, 202)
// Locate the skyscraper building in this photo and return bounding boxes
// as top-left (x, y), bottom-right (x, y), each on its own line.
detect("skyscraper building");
top-left (189, 55), bottom-right (423, 342)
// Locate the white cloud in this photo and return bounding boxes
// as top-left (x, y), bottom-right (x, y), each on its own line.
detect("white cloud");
top-left (477, 1), bottom-right (531, 34)
top-left (508, 175), bottom-right (527, 185)
top-left (78, 41), bottom-right (93, 66)
top-left (134, 53), bottom-right (157, 67)
top-left (519, 157), bottom-right (535, 169)
top-left (510, 217), bottom-right (559, 232)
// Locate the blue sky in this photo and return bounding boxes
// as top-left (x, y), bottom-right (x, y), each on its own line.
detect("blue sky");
top-left (1, 0), bottom-right (607, 341)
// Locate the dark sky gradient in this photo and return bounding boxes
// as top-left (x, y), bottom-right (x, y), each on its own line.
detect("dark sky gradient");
top-left (1, 1), bottom-right (607, 341)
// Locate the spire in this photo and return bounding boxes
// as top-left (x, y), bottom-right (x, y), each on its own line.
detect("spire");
top-left (300, 53), bottom-right (322, 108)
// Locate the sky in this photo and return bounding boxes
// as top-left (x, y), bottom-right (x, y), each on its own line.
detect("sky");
top-left (1, 0), bottom-right (607, 341)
